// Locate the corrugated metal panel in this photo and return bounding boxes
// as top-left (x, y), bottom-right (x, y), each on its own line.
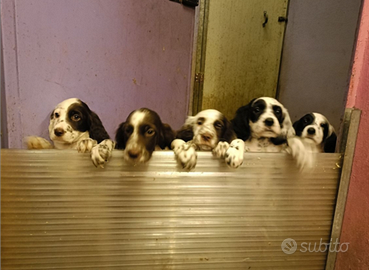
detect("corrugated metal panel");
top-left (1, 150), bottom-right (342, 270)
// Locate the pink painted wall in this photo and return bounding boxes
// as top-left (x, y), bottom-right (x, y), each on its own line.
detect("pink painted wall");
top-left (1, 0), bottom-right (195, 148)
top-left (335, 0), bottom-right (369, 269)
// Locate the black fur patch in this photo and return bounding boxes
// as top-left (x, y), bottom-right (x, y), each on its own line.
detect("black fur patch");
top-left (293, 113), bottom-right (315, 136)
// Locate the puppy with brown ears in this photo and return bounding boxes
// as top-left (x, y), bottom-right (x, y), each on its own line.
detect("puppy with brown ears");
top-left (115, 108), bottom-right (175, 165)
top-left (26, 98), bottom-right (115, 168)
top-left (172, 109), bottom-right (237, 170)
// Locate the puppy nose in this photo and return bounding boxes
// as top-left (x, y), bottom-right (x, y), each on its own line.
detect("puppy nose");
top-left (308, 128), bottom-right (316, 135)
top-left (264, 118), bottom-right (274, 127)
top-left (54, 128), bottom-right (65, 137)
top-left (128, 149), bottom-right (141, 159)
top-left (201, 133), bottom-right (213, 142)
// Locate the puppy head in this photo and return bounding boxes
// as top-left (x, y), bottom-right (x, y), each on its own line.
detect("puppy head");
top-left (49, 98), bottom-right (92, 146)
top-left (293, 112), bottom-right (336, 152)
top-left (232, 97), bottom-right (294, 141)
top-left (177, 109), bottom-right (236, 150)
top-left (115, 108), bottom-right (175, 164)
top-left (49, 98), bottom-right (109, 147)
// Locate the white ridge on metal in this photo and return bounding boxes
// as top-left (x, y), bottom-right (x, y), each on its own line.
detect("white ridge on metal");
top-left (1, 150), bottom-right (342, 270)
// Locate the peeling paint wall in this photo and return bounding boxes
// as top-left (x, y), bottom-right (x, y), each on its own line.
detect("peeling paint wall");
top-left (335, 0), bottom-right (369, 268)
top-left (1, 0), bottom-right (195, 148)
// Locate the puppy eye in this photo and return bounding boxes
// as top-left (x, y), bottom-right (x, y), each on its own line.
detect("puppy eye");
top-left (55, 112), bottom-right (60, 118)
top-left (71, 114), bottom-right (81, 121)
top-left (214, 122), bottom-right (223, 129)
top-left (125, 126), bottom-right (133, 134)
top-left (146, 128), bottom-right (155, 136)
top-left (303, 118), bottom-right (309, 123)
top-left (197, 120), bottom-right (203, 125)
top-left (275, 109), bottom-right (281, 114)
top-left (253, 107), bottom-right (260, 113)
top-left (320, 123), bottom-right (326, 127)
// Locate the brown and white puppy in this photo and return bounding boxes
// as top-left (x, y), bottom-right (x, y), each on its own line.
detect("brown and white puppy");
top-left (293, 112), bottom-right (337, 153)
top-left (26, 98), bottom-right (115, 168)
top-left (115, 108), bottom-right (175, 165)
top-left (172, 109), bottom-right (236, 170)
top-left (226, 97), bottom-right (314, 169)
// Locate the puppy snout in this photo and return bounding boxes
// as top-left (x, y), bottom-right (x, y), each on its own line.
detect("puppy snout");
top-left (307, 128), bottom-right (316, 135)
top-left (264, 118), bottom-right (274, 127)
top-left (54, 128), bottom-right (65, 137)
top-left (201, 132), bottom-right (213, 142)
top-left (128, 149), bottom-right (141, 159)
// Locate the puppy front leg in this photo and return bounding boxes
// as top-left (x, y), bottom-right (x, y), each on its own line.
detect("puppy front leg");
top-left (25, 136), bottom-right (53, 149)
top-left (225, 139), bottom-right (245, 168)
top-left (212, 141), bottom-right (230, 158)
top-left (171, 139), bottom-right (197, 170)
top-left (287, 137), bottom-right (315, 171)
top-left (77, 138), bottom-right (98, 153)
top-left (91, 139), bottom-right (115, 168)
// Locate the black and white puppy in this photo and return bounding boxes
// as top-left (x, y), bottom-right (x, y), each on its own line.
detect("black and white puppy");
top-left (226, 97), bottom-right (313, 169)
top-left (26, 98), bottom-right (114, 168)
top-left (115, 108), bottom-right (175, 165)
top-left (172, 109), bottom-right (236, 170)
top-left (293, 113), bottom-right (337, 153)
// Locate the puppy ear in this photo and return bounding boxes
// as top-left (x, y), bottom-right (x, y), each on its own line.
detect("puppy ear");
top-left (87, 110), bottom-right (110, 143)
top-left (78, 101), bottom-right (110, 143)
top-left (158, 123), bottom-right (176, 149)
top-left (293, 118), bottom-right (303, 136)
top-left (220, 117), bottom-right (237, 143)
top-left (281, 108), bottom-right (295, 138)
top-left (231, 101), bottom-right (253, 140)
top-left (176, 116), bottom-right (195, 142)
top-left (324, 128), bottom-right (337, 153)
top-left (115, 122), bottom-right (127, 149)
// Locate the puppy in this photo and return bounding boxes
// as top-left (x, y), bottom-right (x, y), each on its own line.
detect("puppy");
top-left (226, 97), bottom-right (314, 169)
top-left (115, 108), bottom-right (175, 165)
top-left (293, 113), bottom-right (337, 153)
top-left (172, 109), bottom-right (236, 170)
top-left (26, 98), bottom-right (114, 168)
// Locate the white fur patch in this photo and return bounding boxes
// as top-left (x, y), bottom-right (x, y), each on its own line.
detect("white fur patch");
top-left (25, 136), bottom-right (53, 149)
top-left (172, 139), bottom-right (197, 170)
top-left (212, 141), bottom-right (230, 158)
top-left (91, 139), bottom-right (115, 168)
top-left (225, 139), bottom-right (245, 168)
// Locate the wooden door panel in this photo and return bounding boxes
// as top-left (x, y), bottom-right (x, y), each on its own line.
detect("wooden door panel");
top-left (196, 0), bottom-right (288, 119)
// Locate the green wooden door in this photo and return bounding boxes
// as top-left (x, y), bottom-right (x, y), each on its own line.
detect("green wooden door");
top-left (192, 0), bottom-right (289, 119)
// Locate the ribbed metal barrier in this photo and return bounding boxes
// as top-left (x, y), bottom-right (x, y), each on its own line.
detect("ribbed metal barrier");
top-left (1, 150), bottom-right (342, 270)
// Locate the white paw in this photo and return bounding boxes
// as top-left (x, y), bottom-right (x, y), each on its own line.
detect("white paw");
top-left (91, 139), bottom-right (115, 168)
top-left (287, 137), bottom-right (315, 171)
top-left (212, 141), bottom-right (230, 158)
top-left (25, 136), bottom-right (53, 149)
top-left (77, 138), bottom-right (97, 153)
top-left (225, 139), bottom-right (245, 168)
top-left (175, 143), bottom-right (197, 170)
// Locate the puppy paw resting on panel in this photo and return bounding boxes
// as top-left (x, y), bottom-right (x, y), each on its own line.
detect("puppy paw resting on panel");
top-left (115, 108), bottom-right (175, 165)
top-left (26, 98), bottom-right (115, 168)
top-left (172, 109), bottom-right (236, 170)
top-left (226, 97), bottom-right (314, 170)
top-left (293, 113), bottom-right (337, 153)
